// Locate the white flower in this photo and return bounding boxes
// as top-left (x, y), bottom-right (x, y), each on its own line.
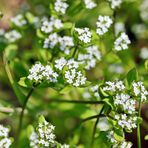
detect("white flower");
top-left (96, 15), bottom-right (113, 35)
top-left (30, 120), bottom-right (56, 148)
top-left (103, 81), bottom-right (125, 92)
top-left (83, 0), bottom-right (97, 9)
top-left (28, 62), bottom-right (58, 83)
top-left (108, 0), bottom-right (122, 9)
top-left (78, 45), bottom-right (101, 70)
top-left (5, 30), bottom-right (21, 43)
top-left (114, 93), bottom-right (136, 114)
top-left (43, 33), bottom-right (74, 54)
top-left (140, 47), bottom-right (148, 60)
top-left (107, 130), bottom-right (132, 148)
top-left (91, 85), bottom-right (100, 98)
top-left (64, 69), bottom-right (86, 87)
top-left (41, 16), bottom-right (63, 33)
top-left (59, 36), bottom-right (74, 54)
top-left (114, 32), bottom-right (131, 51)
top-left (54, 0), bottom-right (69, 14)
top-left (115, 114), bottom-right (137, 131)
top-left (0, 124), bottom-right (12, 148)
top-left (43, 33), bottom-right (59, 48)
top-left (55, 57), bottom-right (67, 70)
top-left (132, 81), bottom-right (148, 102)
top-left (75, 27), bottom-right (92, 43)
top-left (11, 14), bottom-right (27, 27)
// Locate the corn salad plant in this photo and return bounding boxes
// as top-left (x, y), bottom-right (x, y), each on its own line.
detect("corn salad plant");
top-left (0, 0), bottom-right (148, 148)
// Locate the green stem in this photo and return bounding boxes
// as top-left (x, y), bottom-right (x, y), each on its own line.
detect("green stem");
top-left (137, 99), bottom-right (141, 148)
top-left (48, 99), bottom-right (104, 105)
top-left (91, 105), bottom-right (104, 147)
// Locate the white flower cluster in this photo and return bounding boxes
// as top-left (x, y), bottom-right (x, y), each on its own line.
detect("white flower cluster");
top-left (114, 32), bottom-right (131, 51)
top-left (140, 0), bottom-right (148, 21)
top-left (108, 0), bottom-right (122, 9)
top-left (96, 15), bottom-right (113, 35)
top-left (103, 81), bottom-right (125, 92)
top-left (27, 63), bottom-right (58, 83)
top-left (83, 0), bottom-right (97, 9)
top-left (75, 27), bottom-right (92, 43)
top-left (5, 30), bottom-right (21, 43)
top-left (0, 124), bottom-right (12, 148)
top-left (114, 93), bottom-right (136, 114)
top-left (107, 130), bottom-right (132, 148)
top-left (78, 45), bottom-right (101, 70)
top-left (132, 81), bottom-right (148, 102)
top-left (43, 33), bottom-right (74, 54)
top-left (54, 0), bottom-right (69, 14)
top-left (30, 120), bottom-right (56, 147)
top-left (140, 47), bottom-right (148, 60)
top-left (55, 58), bottom-right (79, 70)
top-left (41, 16), bottom-right (63, 33)
top-left (11, 14), bottom-right (27, 27)
top-left (65, 68), bottom-right (86, 87)
top-left (115, 114), bottom-right (137, 131)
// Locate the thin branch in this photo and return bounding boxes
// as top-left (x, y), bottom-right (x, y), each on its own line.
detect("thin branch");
top-left (48, 99), bottom-right (104, 105)
top-left (91, 105), bottom-right (104, 147)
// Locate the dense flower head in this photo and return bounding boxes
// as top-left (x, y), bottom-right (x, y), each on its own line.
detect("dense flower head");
top-left (78, 45), bottom-right (101, 70)
top-left (5, 30), bottom-right (21, 43)
top-left (75, 27), bottom-right (92, 43)
top-left (96, 15), bottom-right (113, 35)
top-left (114, 93), bottom-right (136, 114)
top-left (27, 62), bottom-right (58, 83)
top-left (107, 130), bottom-right (132, 148)
top-left (0, 125), bottom-right (12, 148)
top-left (54, 0), bottom-right (69, 14)
top-left (103, 81), bottom-right (125, 92)
top-left (64, 69), bottom-right (86, 87)
top-left (30, 120), bottom-right (56, 148)
top-left (115, 114), bottom-right (137, 131)
top-left (114, 32), bottom-right (131, 51)
top-left (11, 14), bottom-right (27, 27)
top-left (83, 0), bottom-right (97, 9)
top-left (43, 33), bottom-right (59, 49)
top-left (132, 81), bottom-right (148, 102)
top-left (41, 16), bottom-right (63, 33)
top-left (43, 33), bottom-right (74, 54)
top-left (108, 0), bottom-right (123, 9)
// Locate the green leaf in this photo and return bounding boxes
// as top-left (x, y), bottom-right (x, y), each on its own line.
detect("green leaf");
top-left (18, 77), bottom-right (32, 88)
top-left (12, 82), bottom-right (26, 105)
top-left (27, 125), bottom-right (34, 137)
top-left (99, 87), bottom-right (109, 99)
top-left (5, 44), bottom-right (18, 61)
top-left (145, 60), bottom-right (148, 70)
top-left (136, 117), bottom-right (142, 124)
top-left (144, 135), bottom-right (148, 140)
top-left (103, 98), bottom-right (113, 109)
top-left (59, 86), bottom-right (72, 94)
top-left (126, 68), bottom-right (138, 87)
top-left (114, 128), bottom-right (124, 142)
top-left (38, 115), bottom-right (46, 124)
